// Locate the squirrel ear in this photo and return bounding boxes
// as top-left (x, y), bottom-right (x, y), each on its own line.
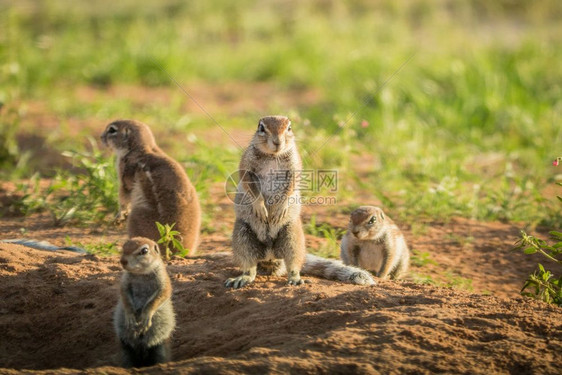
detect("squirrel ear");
top-left (124, 127), bottom-right (130, 139)
top-left (380, 212), bottom-right (385, 220)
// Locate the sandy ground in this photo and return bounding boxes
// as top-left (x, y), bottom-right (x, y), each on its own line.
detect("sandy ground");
top-left (1, 178), bottom-right (560, 374)
top-left (1, 242), bottom-right (561, 374)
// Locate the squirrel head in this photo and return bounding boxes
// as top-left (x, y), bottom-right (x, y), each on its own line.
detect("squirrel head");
top-left (252, 115), bottom-right (295, 155)
top-left (101, 120), bottom-right (157, 154)
top-left (348, 206), bottom-right (386, 240)
top-left (120, 237), bottom-right (162, 274)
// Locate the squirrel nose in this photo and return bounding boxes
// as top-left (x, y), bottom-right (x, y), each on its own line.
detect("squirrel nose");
top-left (352, 230), bottom-right (360, 236)
top-left (120, 258), bottom-right (128, 267)
top-left (272, 139), bottom-right (280, 146)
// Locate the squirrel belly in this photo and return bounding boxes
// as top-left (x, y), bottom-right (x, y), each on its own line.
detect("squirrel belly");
top-left (113, 237), bottom-right (176, 368)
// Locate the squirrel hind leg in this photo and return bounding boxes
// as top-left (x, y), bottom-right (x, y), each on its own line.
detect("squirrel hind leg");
top-left (389, 257), bottom-right (408, 280)
top-left (227, 219), bottom-right (262, 288)
top-left (120, 340), bottom-right (171, 368)
top-left (120, 340), bottom-right (141, 368)
top-left (145, 340), bottom-right (171, 366)
top-left (272, 222), bottom-right (306, 285)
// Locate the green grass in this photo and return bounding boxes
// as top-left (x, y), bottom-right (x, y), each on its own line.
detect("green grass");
top-left (1, 0), bottom-right (561, 228)
top-left (410, 270), bottom-right (474, 292)
top-left (9, 142), bottom-right (119, 226)
top-left (305, 215), bottom-right (346, 259)
top-left (64, 237), bottom-right (120, 256)
top-left (410, 249), bottom-right (438, 268)
top-left (443, 271), bottom-right (474, 291)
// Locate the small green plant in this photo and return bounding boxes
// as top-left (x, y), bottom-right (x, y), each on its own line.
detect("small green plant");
top-left (410, 272), bottom-right (437, 285)
top-left (8, 174), bottom-right (49, 215)
top-left (49, 142), bottom-right (118, 225)
top-left (410, 270), bottom-right (472, 291)
top-left (514, 230), bottom-right (562, 306)
top-left (156, 222), bottom-right (189, 260)
top-left (410, 249), bottom-right (438, 267)
top-left (513, 163), bottom-right (561, 305)
top-left (10, 140), bottom-right (119, 226)
top-left (443, 271), bottom-right (474, 291)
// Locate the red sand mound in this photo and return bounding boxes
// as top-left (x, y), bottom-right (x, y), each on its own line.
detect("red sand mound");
top-left (0, 243), bottom-right (561, 374)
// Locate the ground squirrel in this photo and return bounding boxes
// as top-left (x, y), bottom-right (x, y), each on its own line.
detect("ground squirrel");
top-left (101, 119), bottom-right (201, 254)
top-left (340, 206), bottom-right (409, 279)
top-left (114, 237), bottom-right (175, 368)
top-left (226, 115), bottom-right (306, 288)
top-left (226, 116), bottom-right (375, 288)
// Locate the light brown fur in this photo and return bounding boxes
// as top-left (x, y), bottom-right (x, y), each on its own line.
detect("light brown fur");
top-left (101, 120), bottom-right (201, 254)
top-left (226, 115), bottom-right (306, 288)
top-left (340, 206), bottom-right (409, 280)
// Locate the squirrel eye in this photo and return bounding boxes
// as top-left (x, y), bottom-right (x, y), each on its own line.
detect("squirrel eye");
top-left (287, 125), bottom-right (292, 132)
top-left (258, 124), bottom-right (265, 133)
top-left (107, 125), bottom-right (117, 134)
top-left (139, 246), bottom-right (149, 255)
top-left (368, 216), bottom-right (376, 225)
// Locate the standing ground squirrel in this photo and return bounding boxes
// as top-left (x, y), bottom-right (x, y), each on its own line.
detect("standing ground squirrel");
top-left (114, 237), bottom-right (176, 368)
top-left (226, 116), bottom-right (375, 288)
top-left (340, 206), bottom-right (409, 279)
top-left (101, 119), bottom-right (201, 254)
top-left (226, 115), bottom-right (306, 288)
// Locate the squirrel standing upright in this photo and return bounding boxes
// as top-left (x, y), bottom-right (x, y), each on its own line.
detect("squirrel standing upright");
top-left (114, 237), bottom-right (176, 368)
top-left (227, 115), bottom-right (306, 288)
top-left (227, 116), bottom-right (375, 288)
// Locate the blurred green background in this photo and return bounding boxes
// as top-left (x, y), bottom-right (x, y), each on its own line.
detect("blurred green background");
top-left (1, 0), bottom-right (561, 227)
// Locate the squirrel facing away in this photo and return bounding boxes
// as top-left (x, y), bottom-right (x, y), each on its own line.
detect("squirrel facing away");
top-left (114, 237), bottom-right (175, 368)
top-left (340, 206), bottom-right (409, 280)
top-left (226, 116), bottom-right (375, 288)
top-left (101, 119), bottom-right (201, 254)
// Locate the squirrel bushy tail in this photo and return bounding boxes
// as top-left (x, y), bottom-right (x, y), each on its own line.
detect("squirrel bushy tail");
top-left (302, 254), bottom-right (375, 285)
top-left (1, 239), bottom-right (87, 253)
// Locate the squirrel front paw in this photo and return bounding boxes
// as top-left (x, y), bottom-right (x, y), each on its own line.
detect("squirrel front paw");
top-left (287, 271), bottom-right (305, 286)
top-left (225, 274), bottom-right (255, 289)
top-left (252, 200), bottom-right (269, 222)
top-left (135, 313), bottom-right (153, 334)
top-left (270, 203), bottom-right (288, 225)
top-left (114, 209), bottom-right (129, 224)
